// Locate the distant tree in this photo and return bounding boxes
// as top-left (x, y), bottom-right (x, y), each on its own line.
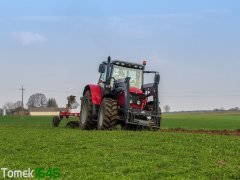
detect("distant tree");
top-left (13, 101), bottom-right (22, 109)
top-left (228, 107), bottom-right (240, 111)
top-left (3, 101), bottom-right (22, 110)
top-left (47, 98), bottom-right (58, 108)
top-left (27, 93), bottom-right (47, 108)
top-left (3, 102), bottom-right (15, 110)
top-left (220, 107), bottom-right (225, 111)
top-left (234, 107), bottom-right (240, 111)
top-left (163, 105), bottom-right (171, 113)
top-left (0, 108), bottom-right (3, 115)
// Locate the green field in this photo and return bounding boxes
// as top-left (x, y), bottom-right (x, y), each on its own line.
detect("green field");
top-left (0, 113), bottom-right (240, 179)
top-left (162, 112), bottom-right (240, 130)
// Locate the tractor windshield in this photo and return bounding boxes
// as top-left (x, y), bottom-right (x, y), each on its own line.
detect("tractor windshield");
top-left (111, 65), bottom-right (143, 89)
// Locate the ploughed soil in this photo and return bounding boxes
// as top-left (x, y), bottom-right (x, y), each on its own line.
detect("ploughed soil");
top-left (161, 128), bottom-right (240, 136)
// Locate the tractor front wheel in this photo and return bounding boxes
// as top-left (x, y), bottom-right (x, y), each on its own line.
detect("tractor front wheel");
top-left (97, 98), bottom-right (118, 130)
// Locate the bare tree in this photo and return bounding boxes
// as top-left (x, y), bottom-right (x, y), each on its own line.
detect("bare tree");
top-left (3, 102), bottom-right (15, 110)
top-left (228, 107), bottom-right (240, 111)
top-left (27, 93), bottom-right (47, 108)
top-left (163, 105), bottom-right (171, 113)
top-left (13, 101), bottom-right (22, 109)
top-left (47, 98), bottom-right (58, 108)
top-left (3, 101), bottom-right (22, 110)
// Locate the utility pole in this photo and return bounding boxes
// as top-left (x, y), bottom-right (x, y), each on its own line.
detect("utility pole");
top-left (20, 85), bottom-right (25, 115)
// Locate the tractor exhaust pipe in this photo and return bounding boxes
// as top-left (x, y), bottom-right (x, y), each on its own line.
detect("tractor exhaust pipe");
top-left (124, 77), bottom-right (131, 120)
top-left (108, 56), bottom-right (111, 63)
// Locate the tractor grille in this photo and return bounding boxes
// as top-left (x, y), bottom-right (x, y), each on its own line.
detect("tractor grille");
top-left (130, 94), bottom-right (143, 105)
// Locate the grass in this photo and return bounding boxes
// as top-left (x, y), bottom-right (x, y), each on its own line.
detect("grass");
top-left (1, 112), bottom-right (240, 130)
top-left (0, 113), bottom-right (240, 179)
top-left (162, 112), bottom-right (240, 130)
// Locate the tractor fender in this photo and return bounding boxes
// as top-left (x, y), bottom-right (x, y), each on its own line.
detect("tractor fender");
top-left (83, 84), bottom-right (102, 105)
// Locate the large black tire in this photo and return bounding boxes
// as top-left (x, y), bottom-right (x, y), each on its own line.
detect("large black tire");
top-left (80, 90), bottom-right (96, 130)
top-left (97, 98), bottom-right (118, 130)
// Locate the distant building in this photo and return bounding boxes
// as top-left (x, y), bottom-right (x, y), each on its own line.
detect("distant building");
top-left (9, 107), bottom-right (29, 116)
top-left (28, 107), bottom-right (66, 116)
top-left (2, 107), bottom-right (29, 116)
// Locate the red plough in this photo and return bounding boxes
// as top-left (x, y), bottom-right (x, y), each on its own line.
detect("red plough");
top-left (52, 95), bottom-right (80, 128)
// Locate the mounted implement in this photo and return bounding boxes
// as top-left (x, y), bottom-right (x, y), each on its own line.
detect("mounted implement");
top-left (80, 57), bottom-right (161, 130)
top-left (52, 95), bottom-right (80, 127)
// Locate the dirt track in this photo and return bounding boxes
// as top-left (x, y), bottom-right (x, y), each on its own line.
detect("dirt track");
top-left (161, 128), bottom-right (240, 136)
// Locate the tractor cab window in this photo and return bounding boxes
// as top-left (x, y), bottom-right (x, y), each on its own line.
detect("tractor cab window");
top-left (111, 65), bottom-right (143, 89)
top-left (99, 65), bottom-right (107, 87)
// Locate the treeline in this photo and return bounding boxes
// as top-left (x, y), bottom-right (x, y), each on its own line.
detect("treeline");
top-left (0, 93), bottom-right (58, 115)
top-left (165, 107), bottom-right (240, 113)
top-left (213, 107), bottom-right (240, 112)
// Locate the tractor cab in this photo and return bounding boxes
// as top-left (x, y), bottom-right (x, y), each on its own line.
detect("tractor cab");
top-left (98, 60), bottom-right (145, 107)
top-left (98, 57), bottom-right (160, 111)
top-left (98, 60), bottom-right (143, 89)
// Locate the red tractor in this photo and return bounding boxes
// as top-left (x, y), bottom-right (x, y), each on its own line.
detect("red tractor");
top-left (80, 57), bottom-right (161, 130)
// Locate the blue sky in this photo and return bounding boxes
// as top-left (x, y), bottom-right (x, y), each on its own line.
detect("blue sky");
top-left (0, 0), bottom-right (239, 111)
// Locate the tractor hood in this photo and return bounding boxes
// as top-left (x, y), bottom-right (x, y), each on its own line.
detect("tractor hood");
top-left (129, 87), bottom-right (144, 95)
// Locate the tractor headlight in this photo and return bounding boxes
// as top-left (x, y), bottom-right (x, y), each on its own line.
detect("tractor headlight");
top-left (147, 116), bottom-right (152, 120)
top-left (137, 100), bottom-right (141, 105)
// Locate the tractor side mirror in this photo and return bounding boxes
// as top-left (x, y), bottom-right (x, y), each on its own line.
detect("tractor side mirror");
top-left (98, 64), bottom-right (106, 73)
top-left (154, 74), bottom-right (160, 84)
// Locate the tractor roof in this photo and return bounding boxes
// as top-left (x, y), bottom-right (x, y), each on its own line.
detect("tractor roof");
top-left (111, 60), bottom-right (145, 70)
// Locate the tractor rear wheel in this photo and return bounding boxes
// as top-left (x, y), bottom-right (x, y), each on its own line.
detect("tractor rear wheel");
top-left (97, 98), bottom-right (118, 130)
top-left (80, 90), bottom-right (96, 130)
